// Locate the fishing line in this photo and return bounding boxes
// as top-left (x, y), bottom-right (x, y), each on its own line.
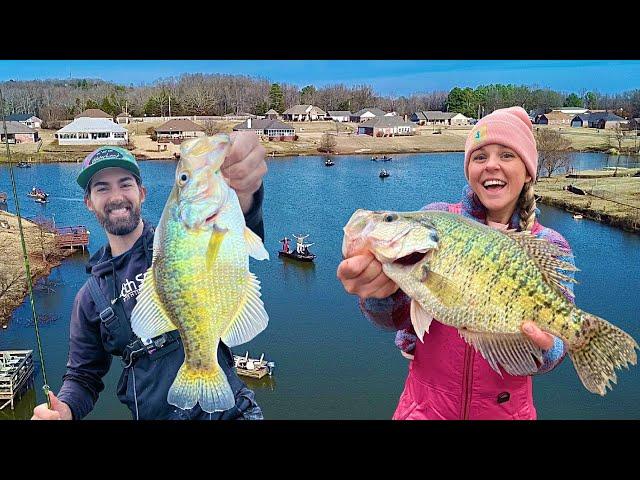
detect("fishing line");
top-left (0, 88), bottom-right (52, 409)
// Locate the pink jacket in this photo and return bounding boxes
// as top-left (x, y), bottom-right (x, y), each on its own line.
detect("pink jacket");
top-left (360, 189), bottom-right (575, 420)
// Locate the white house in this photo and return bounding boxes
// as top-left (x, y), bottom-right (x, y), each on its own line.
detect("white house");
top-left (357, 116), bottom-right (415, 137)
top-left (350, 108), bottom-right (386, 123)
top-left (116, 112), bottom-right (132, 125)
top-left (56, 118), bottom-right (129, 145)
top-left (6, 114), bottom-right (42, 129)
top-left (326, 111), bottom-right (352, 122)
top-left (282, 105), bottom-right (326, 121)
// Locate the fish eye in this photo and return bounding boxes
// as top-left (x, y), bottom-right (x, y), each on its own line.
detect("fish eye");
top-left (178, 172), bottom-right (189, 186)
top-left (384, 214), bottom-right (397, 222)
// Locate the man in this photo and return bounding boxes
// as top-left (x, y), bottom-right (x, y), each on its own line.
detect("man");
top-left (32, 132), bottom-right (267, 420)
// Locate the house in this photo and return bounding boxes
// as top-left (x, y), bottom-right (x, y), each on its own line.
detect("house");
top-left (6, 114), bottom-right (42, 129)
top-left (264, 109), bottom-right (279, 120)
top-left (350, 108), bottom-right (386, 123)
top-left (74, 108), bottom-right (114, 121)
top-left (282, 105), bottom-right (326, 121)
top-left (592, 112), bottom-right (628, 130)
top-left (571, 114), bottom-right (590, 128)
top-left (116, 112), bottom-right (132, 125)
top-left (233, 118), bottom-right (296, 141)
top-left (409, 111), bottom-right (470, 126)
top-left (55, 118), bottom-right (128, 145)
top-left (629, 118), bottom-right (640, 130)
top-left (536, 111), bottom-right (573, 125)
top-left (326, 111), bottom-right (352, 122)
top-left (0, 121), bottom-right (39, 144)
top-left (357, 116), bottom-right (415, 137)
top-left (154, 119), bottom-right (205, 143)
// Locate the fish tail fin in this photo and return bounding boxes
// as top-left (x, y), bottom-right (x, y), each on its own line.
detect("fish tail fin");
top-left (569, 312), bottom-right (638, 396)
top-left (168, 363), bottom-right (235, 414)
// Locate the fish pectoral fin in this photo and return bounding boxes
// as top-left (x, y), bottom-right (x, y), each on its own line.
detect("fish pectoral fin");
top-left (206, 229), bottom-right (226, 270)
top-left (410, 299), bottom-right (433, 342)
top-left (221, 272), bottom-right (269, 347)
top-left (244, 227), bottom-right (269, 261)
top-left (422, 271), bottom-right (465, 308)
top-left (130, 267), bottom-right (177, 339)
top-left (458, 329), bottom-right (543, 377)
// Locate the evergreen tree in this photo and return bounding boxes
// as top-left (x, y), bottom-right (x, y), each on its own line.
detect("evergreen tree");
top-left (564, 93), bottom-right (582, 107)
top-left (269, 83), bottom-right (285, 113)
top-left (85, 99), bottom-right (100, 110)
top-left (300, 85), bottom-right (316, 104)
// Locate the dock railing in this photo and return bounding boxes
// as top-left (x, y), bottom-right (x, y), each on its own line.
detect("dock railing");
top-left (0, 350), bottom-right (35, 410)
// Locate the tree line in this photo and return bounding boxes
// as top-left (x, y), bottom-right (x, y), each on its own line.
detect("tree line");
top-left (1, 74), bottom-right (639, 128)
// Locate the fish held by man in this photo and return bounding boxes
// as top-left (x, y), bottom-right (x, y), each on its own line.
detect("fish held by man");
top-left (131, 134), bottom-right (269, 413)
top-left (342, 209), bottom-right (638, 396)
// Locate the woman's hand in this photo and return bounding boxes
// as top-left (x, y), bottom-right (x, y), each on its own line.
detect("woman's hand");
top-left (521, 321), bottom-right (555, 350)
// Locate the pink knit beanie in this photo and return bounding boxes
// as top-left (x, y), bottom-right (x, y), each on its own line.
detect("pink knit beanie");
top-left (464, 106), bottom-right (538, 182)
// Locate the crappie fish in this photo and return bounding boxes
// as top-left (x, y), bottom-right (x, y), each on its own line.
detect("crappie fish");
top-left (131, 134), bottom-right (269, 413)
top-left (343, 209), bottom-right (638, 395)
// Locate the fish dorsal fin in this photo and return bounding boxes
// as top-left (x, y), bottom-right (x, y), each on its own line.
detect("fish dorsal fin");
top-left (410, 299), bottom-right (434, 342)
top-left (244, 227), bottom-right (269, 261)
top-left (130, 267), bottom-right (177, 339)
top-left (221, 272), bottom-right (269, 347)
top-left (422, 270), bottom-right (465, 308)
top-left (458, 329), bottom-right (543, 377)
top-left (503, 229), bottom-right (578, 294)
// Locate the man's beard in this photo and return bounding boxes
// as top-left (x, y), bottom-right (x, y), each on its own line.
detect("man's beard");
top-left (95, 199), bottom-right (141, 235)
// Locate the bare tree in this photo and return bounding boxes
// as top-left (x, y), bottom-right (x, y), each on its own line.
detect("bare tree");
top-left (319, 133), bottom-right (337, 153)
top-left (203, 120), bottom-right (221, 136)
top-left (535, 128), bottom-right (572, 178)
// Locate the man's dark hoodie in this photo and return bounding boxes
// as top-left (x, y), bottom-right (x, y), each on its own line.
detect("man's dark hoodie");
top-left (57, 186), bottom-right (265, 420)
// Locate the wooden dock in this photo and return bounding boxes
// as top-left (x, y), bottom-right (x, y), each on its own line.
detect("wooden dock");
top-left (0, 350), bottom-right (35, 410)
top-left (55, 225), bottom-right (90, 251)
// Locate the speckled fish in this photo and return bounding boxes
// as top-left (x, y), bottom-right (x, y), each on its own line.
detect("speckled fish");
top-left (131, 134), bottom-right (269, 413)
top-left (342, 209), bottom-right (638, 395)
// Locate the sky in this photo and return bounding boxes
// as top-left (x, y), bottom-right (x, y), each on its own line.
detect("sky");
top-left (0, 60), bottom-right (639, 96)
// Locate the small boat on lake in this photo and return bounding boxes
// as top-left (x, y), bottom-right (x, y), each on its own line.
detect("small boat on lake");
top-left (34, 197), bottom-right (48, 205)
top-left (27, 187), bottom-right (49, 201)
top-left (380, 155), bottom-right (392, 162)
top-left (324, 158), bottom-right (335, 166)
top-left (278, 234), bottom-right (316, 262)
top-left (15, 162), bottom-right (31, 168)
top-left (379, 169), bottom-right (390, 178)
top-left (573, 213), bottom-right (584, 219)
top-left (233, 352), bottom-right (275, 379)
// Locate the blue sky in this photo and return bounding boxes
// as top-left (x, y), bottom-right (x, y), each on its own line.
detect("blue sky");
top-left (1, 60), bottom-right (639, 96)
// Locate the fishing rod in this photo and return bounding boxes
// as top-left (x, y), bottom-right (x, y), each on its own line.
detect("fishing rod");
top-left (0, 88), bottom-right (52, 410)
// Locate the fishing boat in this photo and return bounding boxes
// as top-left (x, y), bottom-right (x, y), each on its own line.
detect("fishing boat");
top-left (324, 158), bottom-right (335, 166)
top-left (370, 156), bottom-right (378, 161)
top-left (233, 352), bottom-right (275, 379)
top-left (27, 187), bottom-right (49, 200)
top-left (278, 234), bottom-right (316, 262)
top-left (379, 169), bottom-right (390, 178)
top-left (34, 197), bottom-right (48, 205)
top-left (573, 213), bottom-right (583, 219)
top-left (15, 162), bottom-right (31, 168)
top-left (380, 155), bottom-right (392, 162)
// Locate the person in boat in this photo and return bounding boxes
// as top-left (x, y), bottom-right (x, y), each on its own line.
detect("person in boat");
top-left (31, 135), bottom-right (268, 421)
top-left (280, 236), bottom-right (291, 253)
top-left (292, 234), bottom-right (309, 254)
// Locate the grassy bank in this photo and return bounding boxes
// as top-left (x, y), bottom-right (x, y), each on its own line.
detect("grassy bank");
top-left (536, 169), bottom-right (640, 233)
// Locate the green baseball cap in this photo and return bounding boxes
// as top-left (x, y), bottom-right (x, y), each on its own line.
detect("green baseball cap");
top-left (77, 146), bottom-right (141, 190)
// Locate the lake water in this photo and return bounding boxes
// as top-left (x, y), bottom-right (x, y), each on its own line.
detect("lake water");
top-left (1, 152), bottom-right (638, 419)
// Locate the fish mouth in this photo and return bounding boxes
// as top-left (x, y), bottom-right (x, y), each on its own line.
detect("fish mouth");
top-left (393, 250), bottom-right (430, 266)
top-left (204, 212), bottom-right (218, 224)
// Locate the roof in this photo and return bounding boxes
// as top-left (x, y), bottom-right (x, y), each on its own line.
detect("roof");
top-left (6, 113), bottom-right (39, 122)
top-left (265, 109), bottom-right (279, 115)
top-left (327, 111), bottom-right (352, 116)
top-left (359, 116), bottom-right (415, 128)
top-left (574, 112), bottom-right (626, 123)
top-left (155, 119), bottom-right (204, 132)
top-left (540, 111), bottom-right (573, 121)
top-left (57, 118), bottom-right (128, 133)
top-left (416, 111), bottom-right (458, 120)
top-left (233, 119), bottom-right (294, 131)
top-left (117, 112), bottom-right (131, 117)
top-left (75, 108), bottom-right (112, 119)
top-left (282, 105), bottom-right (326, 116)
top-left (353, 108), bottom-right (386, 117)
top-left (1, 121), bottom-right (37, 134)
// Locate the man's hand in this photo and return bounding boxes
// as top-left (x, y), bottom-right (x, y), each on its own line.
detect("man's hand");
top-left (31, 391), bottom-right (72, 420)
top-left (337, 251), bottom-right (399, 300)
top-left (222, 132), bottom-right (267, 214)
top-left (521, 321), bottom-right (555, 350)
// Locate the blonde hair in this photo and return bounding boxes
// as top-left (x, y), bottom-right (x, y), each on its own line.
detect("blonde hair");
top-left (517, 181), bottom-right (536, 231)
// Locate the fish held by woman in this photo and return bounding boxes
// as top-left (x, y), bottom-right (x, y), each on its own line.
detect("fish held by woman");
top-left (131, 134), bottom-right (269, 413)
top-left (342, 209), bottom-right (638, 396)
